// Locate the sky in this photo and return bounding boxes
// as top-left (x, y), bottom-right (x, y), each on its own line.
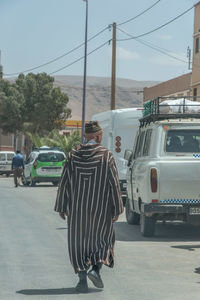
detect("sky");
top-left (0, 0), bottom-right (198, 82)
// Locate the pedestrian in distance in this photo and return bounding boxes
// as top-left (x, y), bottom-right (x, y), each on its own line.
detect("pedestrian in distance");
top-left (12, 150), bottom-right (24, 187)
top-left (54, 121), bottom-right (124, 293)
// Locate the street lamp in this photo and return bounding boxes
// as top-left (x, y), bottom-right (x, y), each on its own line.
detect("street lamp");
top-left (81, 0), bottom-right (88, 143)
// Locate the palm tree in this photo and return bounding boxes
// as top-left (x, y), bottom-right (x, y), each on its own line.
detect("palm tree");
top-left (28, 130), bottom-right (81, 156)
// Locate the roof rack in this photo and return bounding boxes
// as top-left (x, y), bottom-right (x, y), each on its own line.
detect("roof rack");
top-left (140, 96), bottom-right (200, 127)
top-left (33, 147), bottom-right (62, 152)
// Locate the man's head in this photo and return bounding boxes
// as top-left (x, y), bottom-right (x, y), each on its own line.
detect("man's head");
top-left (16, 150), bottom-right (21, 154)
top-left (84, 121), bottom-right (103, 143)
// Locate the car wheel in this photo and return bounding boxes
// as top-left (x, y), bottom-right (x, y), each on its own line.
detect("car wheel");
top-left (52, 181), bottom-right (59, 186)
top-left (140, 213), bottom-right (156, 237)
top-left (6, 173), bottom-right (10, 177)
top-left (125, 198), bottom-right (140, 225)
top-left (30, 176), bottom-right (36, 187)
top-left (22, 175), bottom-right (27, 186)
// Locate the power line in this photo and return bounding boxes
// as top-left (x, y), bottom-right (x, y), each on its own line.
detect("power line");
top-left (49, 40), bottom-right (111, 75)
top-left (118, 27), bottom-right (200, 71)
top-left (4, 26), bottom-right (109, 77)
top-left (118, 0), bottom-right (161, 26)
top-left (117, 27), bottom-right (188, 64)
top-left (118, 5), bottom-right (194, 41)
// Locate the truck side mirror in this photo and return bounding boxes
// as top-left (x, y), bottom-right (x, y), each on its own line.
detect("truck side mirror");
top-left (124, 149), bottom-right (133, 161)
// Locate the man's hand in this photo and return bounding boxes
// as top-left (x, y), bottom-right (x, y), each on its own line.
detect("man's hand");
top-left (112, 215), bottom-right (119, 222)
top-left (59, 212), bottom-right (68, 220)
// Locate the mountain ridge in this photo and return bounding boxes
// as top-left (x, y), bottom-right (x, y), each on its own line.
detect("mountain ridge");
top-left (53, 75), bottom-right (160, 120)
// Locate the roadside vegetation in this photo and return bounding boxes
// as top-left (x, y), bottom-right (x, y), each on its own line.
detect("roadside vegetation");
top-left (27, 130), bottom-right (81, 156)
top-left (0, 72), bottom-right (81, 156)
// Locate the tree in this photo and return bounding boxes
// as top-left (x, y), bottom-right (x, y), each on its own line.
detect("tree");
top-left (28, 130), bottom-right (81, 156)
top-left (15, 72), bottom-right (71, 134)
top-left (0, 80), bottom-right (24, 134)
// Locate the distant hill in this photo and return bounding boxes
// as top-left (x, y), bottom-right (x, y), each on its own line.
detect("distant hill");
top-left (53, 75), bottom-right (160, 120)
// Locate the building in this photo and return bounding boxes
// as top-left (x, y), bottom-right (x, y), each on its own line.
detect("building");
top-left (143, 73), bottom-right (192, 102)
top-left (0, 131), bottom-right (25, 152)
top-left (191, 1), bottom-right (200, 97)
top-left (143, 1), bottom-right (200, 102)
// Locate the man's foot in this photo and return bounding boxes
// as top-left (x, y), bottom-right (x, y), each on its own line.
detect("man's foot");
top-left (88, 269), bottom-right (104, 288)
top-left (75, 271), bottom-right (88, 293)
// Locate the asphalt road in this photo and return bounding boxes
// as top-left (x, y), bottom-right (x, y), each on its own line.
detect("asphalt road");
top-left (1, 176), bottom-right (200, 300)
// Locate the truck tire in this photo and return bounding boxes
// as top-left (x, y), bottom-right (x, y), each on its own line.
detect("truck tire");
top-left (125, 199), bottom-right (140, 225)
top-left (141, 213), bottom-right (156, 237)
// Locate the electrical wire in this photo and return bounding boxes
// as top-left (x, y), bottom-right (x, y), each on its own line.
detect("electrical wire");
top-left (4, 26), bottom-right (109, 77)
top-left (118, 0), bottom-right (161, 26)
top-left (48, 40), bottom-right (111, 75)
top-left (117, 27), bottom-right (188, 64)
top-left (118, 5), bottom-right (194, 41)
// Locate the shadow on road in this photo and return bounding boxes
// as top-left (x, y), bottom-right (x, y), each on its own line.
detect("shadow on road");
top-left (56, 227), bottom-right (68, 230)
top-left (194, 267), bottom-right (200, 275)
top-left (171, 245), bottom-right (200, 251)
top-left (20, 184), bottom-right (55, 188)
top-left (16, 287), bottom-right (102, 295)
top-left (115, 221), bottom-right (200, 242)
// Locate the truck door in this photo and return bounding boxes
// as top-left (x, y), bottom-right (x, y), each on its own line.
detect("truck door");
top-left (131, 131), bottom-right (146, 213)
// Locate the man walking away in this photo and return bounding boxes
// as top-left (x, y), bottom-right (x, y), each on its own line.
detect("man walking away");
top-left (54, 121), bottom-right (124, 293)
top-left (12, 150), bottom-right (24, 187)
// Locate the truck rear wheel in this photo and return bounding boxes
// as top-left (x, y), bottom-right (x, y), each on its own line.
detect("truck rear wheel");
top-left (141, 213), bottom-right (156, 237)
top-left (125, 199), bottom-right (140, 225)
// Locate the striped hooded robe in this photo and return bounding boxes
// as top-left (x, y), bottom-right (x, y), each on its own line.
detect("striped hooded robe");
top-left (54, 143), bottom-right (124, 273)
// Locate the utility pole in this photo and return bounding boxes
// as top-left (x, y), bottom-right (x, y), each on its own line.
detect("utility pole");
top-left (0, 50), bottom-right (3, 79)
top-left (110, 22), bottom-right (116, 110)
top-left (81, 0), bottom-right (88, 143)
top-left (187, 46), bottom-right (192, 70)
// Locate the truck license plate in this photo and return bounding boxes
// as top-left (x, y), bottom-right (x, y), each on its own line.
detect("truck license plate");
top-left (189, 207), bottom-right (200, 215)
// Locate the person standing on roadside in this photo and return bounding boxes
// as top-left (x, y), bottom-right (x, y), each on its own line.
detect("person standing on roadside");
top-left (12, 150), bottom-right (24, 187)
top-left (54, 121), bottom-right (124, 293)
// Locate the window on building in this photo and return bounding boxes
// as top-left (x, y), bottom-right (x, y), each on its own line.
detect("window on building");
top-left (195, 37), bottom-right (199, 53)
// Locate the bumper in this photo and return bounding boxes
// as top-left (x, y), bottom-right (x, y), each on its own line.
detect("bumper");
top-left (120, 180), bottom-right (127, 206)
top-left (142, 203), bottom-right (200, 216)
top-left (33, 176), bottom-right (60, 183)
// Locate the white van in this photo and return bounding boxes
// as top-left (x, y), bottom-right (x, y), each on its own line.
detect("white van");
top-left (91, 108), bottom-right (143, 203)
top-left (0, 151), bottom-right (15, 176)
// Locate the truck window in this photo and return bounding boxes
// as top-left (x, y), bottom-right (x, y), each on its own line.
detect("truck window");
top-left (143, 129), bottom-right (152, 156)
top-left (166, 129), bottom-right (200, 153)
top-left (135, 131), bottom-right (145, 158)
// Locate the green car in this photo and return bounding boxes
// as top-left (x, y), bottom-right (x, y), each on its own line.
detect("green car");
top-left (22, 147), bottom-right (66, 186)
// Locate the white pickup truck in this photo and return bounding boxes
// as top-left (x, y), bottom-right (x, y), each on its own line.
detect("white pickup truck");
top-left (125, 97), bottom-right (200, 236)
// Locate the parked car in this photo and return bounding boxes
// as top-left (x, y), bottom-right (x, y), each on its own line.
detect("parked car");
top-left (91, 108), bottom-right (143, 205)
top-left (0, 151), bottom-right (15, 176)
top-left (22, 147), bottom-right (66, 186)
top-left (125, 97), bottom-right (200, 237)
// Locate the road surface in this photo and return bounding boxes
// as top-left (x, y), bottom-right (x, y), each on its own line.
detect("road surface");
top-left (1, 176), bottom-right (200, 300)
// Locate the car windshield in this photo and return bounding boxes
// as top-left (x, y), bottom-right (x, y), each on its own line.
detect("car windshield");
top-left (166, 129), bottom-right (200, 153)
top-left (37, 152), bottom-right (65, 162)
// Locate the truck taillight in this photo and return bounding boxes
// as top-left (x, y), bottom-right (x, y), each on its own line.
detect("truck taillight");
top-left (33, 160), bottom-right (38, 169)
top-left (151, 168), bottom-right (157, 193)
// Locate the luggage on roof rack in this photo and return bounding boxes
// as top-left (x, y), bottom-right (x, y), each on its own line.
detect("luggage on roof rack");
top-left (141, 96), bottom-right (200, 126)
